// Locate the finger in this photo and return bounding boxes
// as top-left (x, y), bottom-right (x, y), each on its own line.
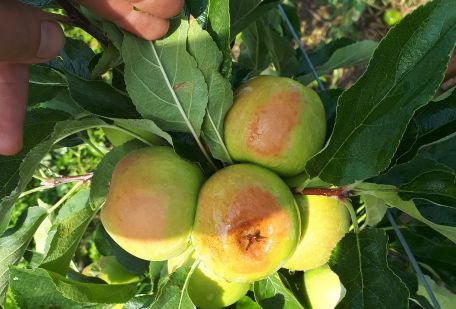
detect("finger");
top-left (127, 0), bottom-right (184, 18)
top-left (0, 64), bottom-right (28, 156)
top-left (0, 0), bottom-right (64, 64)
top-left (78, 0), bottom-right (170, 41)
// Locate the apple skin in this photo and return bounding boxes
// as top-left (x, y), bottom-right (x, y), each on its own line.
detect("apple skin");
top-left (192, 163), bottom-right (300, 283)
top-left (224, 76), bottom-right (326, 177)
top-left (284, 195), bottom-right (350, 271)
top-left (103, 122), bottom-right (162, 147)
top-left (168, 248), bottom-right (251, 309)
top-left (303, 264), bottom-right (346, 309)
top-left (82, 256), bottom-right (140, 284)
top-left (100, 146), bottom-right (204, 261)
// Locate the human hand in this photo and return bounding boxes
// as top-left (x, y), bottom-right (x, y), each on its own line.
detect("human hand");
top-left (0, 0), bottom-right (184, 156)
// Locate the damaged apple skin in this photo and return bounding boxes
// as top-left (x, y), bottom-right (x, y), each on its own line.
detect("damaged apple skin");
top-left (192, 163), bottom-right (301, 283)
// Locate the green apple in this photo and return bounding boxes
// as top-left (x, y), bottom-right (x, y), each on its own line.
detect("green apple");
top-left (168, 248), bottom-right (251, 309)
top-left (100, 146), bottom-right (204, 261)
top-left (383, 9), bottom-right (402, 27)
top-left (284, 195), bottom-right (350, 271)
top-left (82, 256), bottom-right (140, 284)
top-left (303, 264), bottom-right (346, 309)
top-left (192, 164), bottom-right (301, 282)
top-left (224, 76), bottom-right (326, 176)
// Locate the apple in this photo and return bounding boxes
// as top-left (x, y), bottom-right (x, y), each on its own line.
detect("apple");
top-left (224, 76), bottom-right (326, 176)
top-left (82, 256), bottom-right (140, 284)
top-left (100, 146), bottom-right (204, 261)
top-left (284, 195), bottom-right (350, 271)
top-left (383, 9), bottom-right (402, 27)
top-left (192, 163), bottom-right (301, 282)
top-left (168, 248), bottom-right (251, 309)
top-left (303, 264), bottom-right (346, 309)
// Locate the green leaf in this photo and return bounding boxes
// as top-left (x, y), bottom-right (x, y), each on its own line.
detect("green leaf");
top-left (235, 296), bottom-right (264, 309)
top-left (298, 38), bottom-right (356, 73)
top-left (40, 188), bottom-right (96, 274)
top-left (9, 267), bottom-right (137, 305)
top-left (110, 119), bottom-right (173, 146)
top-left (149, 261), bottom-right (167, 294)
top-left (122, 18), bottom-right (208, 136)
top-left (390, 226), bottom-right (456, 290)
top-left (238, 20), bottom-right (271, 72)
top-left (124, 295), bottom-right (155, 309)
top-left (329, 228), bottom-right (409, 309)
top-left (262, 20), bottom-right (298, 77)
top-left (149, 266), bottom-right (195, 309)
top-left (297, 40), bottom-right (377, 85)
top-left (0, 115), bottom-right (105, 235)
top-left (28, 65), bottom-right (67, 106)
top-left (207, 0), bottom-right (231, 78)
top-left (40, 90), bottom-right (87, 116)
top-left (50, 38), bottom-right (95, 79)
top-left (66, 74), bottom-right (140, 119)
top-left (393, 89), bottom-right (456, 163)
top-left (307, 0), bottom-right (456, 185)
top-left (362, 194), bottom-right (388, 227)
top-left (355, 182), bottom-right (456, 243)
top-left (376, 133), bottom-right (456, 187)
top-left (187, 20), bottom-right (233, 163)
top-left (93, 224), bottom-right (149, 275)
top-left (90, 43), bottom-right (122, 79)
top-left (253, 272), bottom-right (304, 309)
top-left (230, 0), bottom-right (278, 40)
top-left (0, 207), bottom-right (47, 303)
top-left (417, 275), bottom-right (455, 308)
top-left (400, 170), bottom-right (456, 214)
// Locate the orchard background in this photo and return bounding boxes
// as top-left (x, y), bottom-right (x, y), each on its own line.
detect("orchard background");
top-left (1, 0), bottom-right (455, 308)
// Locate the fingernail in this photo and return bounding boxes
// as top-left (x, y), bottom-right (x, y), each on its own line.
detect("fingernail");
top-left (37, 21), bottom-right (64, 59)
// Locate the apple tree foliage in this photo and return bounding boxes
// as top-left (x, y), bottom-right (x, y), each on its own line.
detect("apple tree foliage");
top-left (1, 0), bottom-right (456, 308)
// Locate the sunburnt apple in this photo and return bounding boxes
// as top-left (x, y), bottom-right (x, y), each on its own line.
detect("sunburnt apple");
top-left (284, 195), bottom-right (350, 271)
top-left (192, 164), bottom-right (301, 283)
top-left (100, 146), bottom-right (204, 261)
top-left (303, 264), bottom-right (346, 309)
top-left (82, 256), bottom-right (141, 284)
top-left (224, 76), bottom-right (326, 177)
top-left (168, 248), bottom-right (251, 309)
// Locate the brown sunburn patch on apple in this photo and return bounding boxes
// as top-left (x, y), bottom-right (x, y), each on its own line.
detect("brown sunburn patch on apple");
top-left (218, 186), bottom-right (292, 273)
top-left (103, 190), bottom-right (167, 240)
top-left (245, 92), bottom-right (300, 157)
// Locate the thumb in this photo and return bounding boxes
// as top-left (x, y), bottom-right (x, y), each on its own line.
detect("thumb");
top-left (0, 64), bottom-right (28, 156)
top-left (0, 0), bottom-right (64, 64)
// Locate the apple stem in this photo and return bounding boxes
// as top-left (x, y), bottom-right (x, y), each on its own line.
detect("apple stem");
top-left (295, 187), bottom-right (351, 200)
top-left (56, 0), bottom-right (110, 45)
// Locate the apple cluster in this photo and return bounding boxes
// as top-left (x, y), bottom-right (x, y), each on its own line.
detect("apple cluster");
top-left (100, 76), bottom-right (350, 309)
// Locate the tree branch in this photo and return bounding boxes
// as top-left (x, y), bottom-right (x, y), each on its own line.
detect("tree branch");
top-left (55, 0), bottom-right (109, 45)
top-left (294, 187), bottom-right (351, 200)
top-left (40, 173), bottom-right (93, 188)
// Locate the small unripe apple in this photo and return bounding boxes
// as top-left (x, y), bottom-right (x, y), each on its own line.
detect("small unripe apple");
top-left (82, 256), bottom-right (140, 284)
top-left (168, 248), bottom-right (251, 309)
top-left (192, 164), bottom-right (301, 282)
top-left (284, 195), bottom-right (350, 271)
top-left (100, 147), bottom-right (204, 261)
top-left (303, 264), bottom-right (346, 309)
top-left (224, 76), bottom-right (326, 176)
top-left (383, 9), bottom-right (402, 27)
